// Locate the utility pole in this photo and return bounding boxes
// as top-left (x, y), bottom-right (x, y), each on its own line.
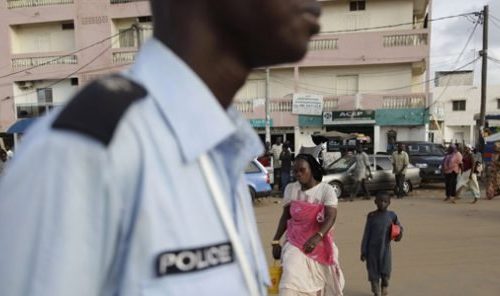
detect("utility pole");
top-left (478, 5), bottom-right (488, 150)
top-left (265, 68), bottom-right (271, 144)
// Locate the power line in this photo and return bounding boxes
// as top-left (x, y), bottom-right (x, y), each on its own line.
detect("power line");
top-left (264, 57), bottom-right (480, 96)
top-left (320, 11), bottom-right (480, 34)
top-left (428, 17), bottom-right (481, 110)
top-left (0, 28), bottom-right (133, 80)
top-left (10, 40), bottom-right (117, 101)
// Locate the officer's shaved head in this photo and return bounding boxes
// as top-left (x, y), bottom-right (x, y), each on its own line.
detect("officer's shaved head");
top-left (150, 0), bottom-right (321, 68)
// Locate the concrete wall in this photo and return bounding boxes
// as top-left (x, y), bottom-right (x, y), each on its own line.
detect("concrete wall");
top-left (320, 0), bottom-right (414, 33)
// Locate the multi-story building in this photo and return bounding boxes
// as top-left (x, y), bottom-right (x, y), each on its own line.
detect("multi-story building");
top-left (235, 0), bottom-right (431, 153)
top-left (431, 70), bottom-right (500, 146)
top-left (0, 0), bottom-right (152, 136)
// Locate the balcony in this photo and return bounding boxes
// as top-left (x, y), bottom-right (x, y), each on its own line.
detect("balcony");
top-left (112, 49), bottom-right (137, 64)
top-left (11, 53), bottom-right (77, 69)
top-left (295, 29), bottom-right (429, 67)
top-left (6, 0), bottom-right (73, 9)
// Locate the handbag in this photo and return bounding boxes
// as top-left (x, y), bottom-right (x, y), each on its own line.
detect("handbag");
top-left (391, 223), bottom-right (401, 241)
top-left (268, 261), bottom-right (283, 294)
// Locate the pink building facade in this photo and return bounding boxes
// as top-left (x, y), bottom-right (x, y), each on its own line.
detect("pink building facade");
top-left (0, 0), bottom-right (151, 132)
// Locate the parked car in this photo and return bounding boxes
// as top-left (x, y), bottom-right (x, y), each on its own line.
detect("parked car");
top-left (391, 141), bottom-right (446, 182)
top-left (245, 159), bottom-right (272, 200)
top-left (322, 155), bottom-right (422, 197)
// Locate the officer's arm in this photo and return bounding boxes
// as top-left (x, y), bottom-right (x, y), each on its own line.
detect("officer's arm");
top-left (0, 135), bottom-right (121, 296)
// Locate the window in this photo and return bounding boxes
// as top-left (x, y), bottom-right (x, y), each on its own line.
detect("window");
top-left (70, 78), bottom-right (79, 86)
top-left (61, 23), bottom-right (75, 30)
top-left (119, 29), bottom-right (136, 48)
top-left (245, 162), bottom-right (261, 174)
top-left (137, 16), bottom-right (152, 23)
top-left (350, 0), bottom-right (366, 11)
top-left (37, 88), bottom-right (53, 104)
top-left (452, 100), bottom-right (466, 111)
top-left (497, 98), bottom-right (500, 109)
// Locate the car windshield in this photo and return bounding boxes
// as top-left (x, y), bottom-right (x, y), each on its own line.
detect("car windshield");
top-left (326, 156), bottom-right (354, 173)
top-left (406, 144), bottom-right (445, 156)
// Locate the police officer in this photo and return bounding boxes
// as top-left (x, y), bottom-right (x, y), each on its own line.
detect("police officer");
top-left (0, 0), bottom-right (322, 295)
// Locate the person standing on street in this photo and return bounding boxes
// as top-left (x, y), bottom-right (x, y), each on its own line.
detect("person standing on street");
top-left (272, 154), bottom-right (344, 296)
top-left (442, 144), bottom-right (463, 202)
top-left (361, 192), bottom-right (403, 296)
top-left (280, 141), bottom-right (293, 194)
top-left (391, 144), bottom-right (409, 199)
top-left (272, 137), bottom-right (284, 191)
top-left (0, 0), bottom-right (323, 295)
top-left (350, 146), bottom-right (372, 201)
top-left (456, 146), bottom-right (481, 204)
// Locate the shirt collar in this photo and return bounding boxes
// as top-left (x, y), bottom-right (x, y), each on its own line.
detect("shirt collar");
top-left (129, 38), bottom-right (239, 163)
top-left (129, 38), bottom-right (262, 163)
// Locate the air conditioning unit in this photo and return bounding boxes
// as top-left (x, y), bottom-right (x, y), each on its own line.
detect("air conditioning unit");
top-left (18, 81), bottom-right (34, 90)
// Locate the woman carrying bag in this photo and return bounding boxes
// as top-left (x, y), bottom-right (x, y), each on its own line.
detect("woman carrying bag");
top-left (271, 154), bottom-right (344, 296)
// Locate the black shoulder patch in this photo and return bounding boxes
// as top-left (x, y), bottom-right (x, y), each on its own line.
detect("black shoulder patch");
top-left (52, 75), bottom-right (147, 146)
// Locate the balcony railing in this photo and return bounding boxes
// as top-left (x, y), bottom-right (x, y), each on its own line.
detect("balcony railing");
top-left (234, 100), bottom-right (254, 113)
top-left (112, 51), bottom-right (137, 64)
top-left (12, 55), bottom-right (77, 69)
top-left (383, 33), bottom-right (427, 47)
top-left (309, 38), bottom-right (338, 51)
top-left (382, 94), bottom-right (426, 109)
top-left (7, 0), bottom-right (73, 9)
top-left (323, 97), bottom-right (339, 112)
top-left (270, 99), bottom-right (293, 112)
top-left (297, 29), bottom-right (429, 67)
top-left (110, 0), bottom-right (147, 3)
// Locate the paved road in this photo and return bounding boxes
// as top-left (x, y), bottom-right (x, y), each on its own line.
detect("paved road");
top-left (254, 184), bottom-right (500, 295)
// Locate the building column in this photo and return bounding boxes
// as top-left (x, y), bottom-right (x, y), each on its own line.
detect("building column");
top-left (374, 125), bottom-right (381, 153)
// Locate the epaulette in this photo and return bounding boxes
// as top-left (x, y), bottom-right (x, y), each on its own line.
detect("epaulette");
top-left (52, 75), bottom-right (147, 146)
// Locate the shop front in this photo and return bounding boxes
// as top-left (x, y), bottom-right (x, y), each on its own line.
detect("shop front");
top-left (323, 110), bottom-right (376, 154)
top-left (375, 108), bottom-right (428, 152)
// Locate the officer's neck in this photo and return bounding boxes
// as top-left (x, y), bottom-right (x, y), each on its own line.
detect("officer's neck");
top-left (154, 13), bottom-right (250, 110)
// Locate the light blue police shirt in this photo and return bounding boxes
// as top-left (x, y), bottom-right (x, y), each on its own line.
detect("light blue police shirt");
top-left (0, 38), bottom-right (270, 295)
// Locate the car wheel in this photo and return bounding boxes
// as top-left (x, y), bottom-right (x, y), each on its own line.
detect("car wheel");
top-left (249, 186), bottom-right (256, 202)
top-left (330, 182), bottom-right (343, 197)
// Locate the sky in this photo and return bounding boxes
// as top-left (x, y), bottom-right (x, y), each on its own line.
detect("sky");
top-left (431, 0), bottom-right (500, 86)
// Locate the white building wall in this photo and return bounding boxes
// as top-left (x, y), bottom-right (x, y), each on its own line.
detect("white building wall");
top-left (13, 80), bottom-right (78, 105)
top-left (10, 21), bottom-right (76, 54)
top-left (320, 0), bottom-right (414, 33)
top-left (432, 84), bottom-right (500, 145)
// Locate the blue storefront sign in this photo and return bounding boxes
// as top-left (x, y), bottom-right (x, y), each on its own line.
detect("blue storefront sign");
top-left (249, 119), bottom-right (273, 128)
top-left (375, 108), bottom-right (428, 126)
top-left (299, 115), bottom-right (323, 127)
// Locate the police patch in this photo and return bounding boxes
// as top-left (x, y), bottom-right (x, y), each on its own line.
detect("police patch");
top-left (156, 242), bottom-right (234, 276)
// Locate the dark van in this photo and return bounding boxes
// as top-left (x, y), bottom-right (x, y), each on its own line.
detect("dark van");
top-left (390, 141), bottom-right (446, 182)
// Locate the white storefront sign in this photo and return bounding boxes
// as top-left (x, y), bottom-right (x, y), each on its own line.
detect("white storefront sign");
top-left (292, 93), bottom-right (324, 116)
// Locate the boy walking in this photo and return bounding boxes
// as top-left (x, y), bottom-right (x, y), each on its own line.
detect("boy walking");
top-left (361, 192), bottom-right (403, 296)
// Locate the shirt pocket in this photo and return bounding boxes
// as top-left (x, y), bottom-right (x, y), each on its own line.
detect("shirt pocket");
top-left (141, 264), bottom-right (247, 296)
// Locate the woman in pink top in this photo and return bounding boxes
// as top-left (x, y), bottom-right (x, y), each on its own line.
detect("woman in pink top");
top-left (271, 154), bottom-right (344, 296)
top-left (442, 145), bottom-right (463, 202)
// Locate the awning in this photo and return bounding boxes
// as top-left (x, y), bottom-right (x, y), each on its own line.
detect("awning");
top-left (7, 118), bottom-right (36, 134)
